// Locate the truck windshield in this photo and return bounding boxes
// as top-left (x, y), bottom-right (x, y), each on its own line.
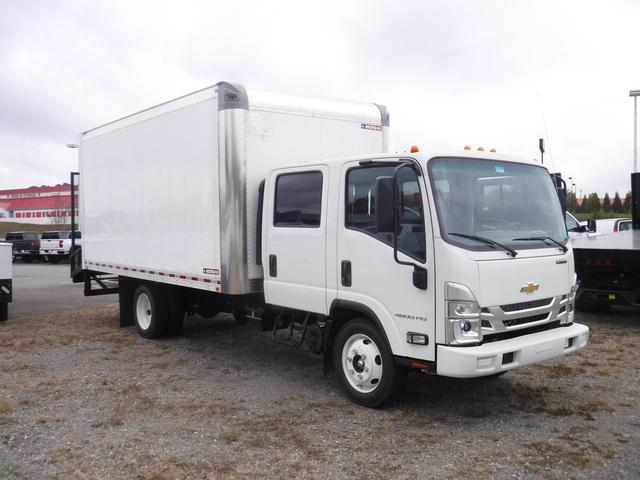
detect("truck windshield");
top-left (428, 157), bottom-right (567, 252)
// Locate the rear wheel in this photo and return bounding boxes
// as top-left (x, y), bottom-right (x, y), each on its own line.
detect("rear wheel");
top-left (133, 283), bottom-right (169, 338)
top-left (333, 318), bottom-right (405, 408)
top-left (166, 288), bottom-right (185, 336)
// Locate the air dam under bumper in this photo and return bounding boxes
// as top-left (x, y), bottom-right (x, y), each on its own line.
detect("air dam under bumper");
top-left (437, 323), bottom-right (589, 378)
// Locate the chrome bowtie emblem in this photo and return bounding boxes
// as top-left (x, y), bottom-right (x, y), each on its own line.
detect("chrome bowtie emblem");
top-left (520, 282), bottom-right (539, 294)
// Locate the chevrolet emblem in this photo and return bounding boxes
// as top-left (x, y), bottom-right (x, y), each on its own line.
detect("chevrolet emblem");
top-left (520, 282), bottom-right (539, 294)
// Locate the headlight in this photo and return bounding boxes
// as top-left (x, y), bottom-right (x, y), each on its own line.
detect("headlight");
top-left (445, 283), bottom-right (482, 345)
top-left (566, 274), bottom-right (578, 324)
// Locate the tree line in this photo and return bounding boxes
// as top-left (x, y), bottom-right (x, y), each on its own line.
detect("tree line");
top-left (566, 191), bottom-right (632, 215)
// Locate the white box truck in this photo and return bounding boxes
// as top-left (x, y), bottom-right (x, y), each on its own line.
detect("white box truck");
top-left (0, 242), bottom-right (12, 321)
top-left (72, 82), bottom-right (588, 406)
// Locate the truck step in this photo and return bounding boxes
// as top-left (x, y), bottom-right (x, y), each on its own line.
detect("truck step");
top-left (271, 309), bottom-right (310, 347)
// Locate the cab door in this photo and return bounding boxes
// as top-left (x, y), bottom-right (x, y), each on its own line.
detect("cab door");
top-left (263, 166), bottom-right (329, 314)
top-left (336, 160), bottom-right (436, 361)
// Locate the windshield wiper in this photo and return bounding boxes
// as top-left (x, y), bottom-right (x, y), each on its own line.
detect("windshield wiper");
top-left (448, 233), bottom-right (518, 257)
top-left (512, 236), bottom-right (568, 252)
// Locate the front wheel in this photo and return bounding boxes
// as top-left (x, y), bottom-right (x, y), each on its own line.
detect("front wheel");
top-left (333, 318), bottom-right (405, 408)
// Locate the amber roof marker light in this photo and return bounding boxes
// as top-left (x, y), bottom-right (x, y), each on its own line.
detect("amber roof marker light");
top-left (410, 145), bottom-right (420, 153)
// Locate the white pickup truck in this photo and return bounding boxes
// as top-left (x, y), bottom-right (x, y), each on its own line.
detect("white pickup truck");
top-left (40, 231), bottom-right (81, 263)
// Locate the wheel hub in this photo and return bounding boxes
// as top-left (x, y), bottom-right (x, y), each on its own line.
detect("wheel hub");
top-left (135, 292), bottom-right (153, 330)
top-left (342, 334), bottom-right (383, 393)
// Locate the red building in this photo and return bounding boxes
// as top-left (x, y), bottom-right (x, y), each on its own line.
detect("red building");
top-left (0, 184), bottom-right (79, 225)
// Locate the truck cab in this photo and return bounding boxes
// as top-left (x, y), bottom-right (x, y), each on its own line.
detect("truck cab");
top-left (262, 151), bottom-right (589, 406)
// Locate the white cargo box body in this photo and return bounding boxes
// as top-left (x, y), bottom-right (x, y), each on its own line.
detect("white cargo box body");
top-left (80, 82), bottom-right (389, 294)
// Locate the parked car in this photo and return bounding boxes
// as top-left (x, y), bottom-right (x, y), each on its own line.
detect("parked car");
top-left (565, 212), bottom-right (594, 239)
top-left (4, 232), bottom-right (41, 263)
top-left (592, 218), bottom-right (632, 236)
top-left (39, 231), bottom-right (81, 263)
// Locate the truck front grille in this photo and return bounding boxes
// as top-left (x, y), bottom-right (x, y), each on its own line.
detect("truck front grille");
top-left (481, 294), bottom-right (568, 338)
top-left (500, 298), bottom-right (553, 312)
top-left (502, 313), bottom-right (549, 327)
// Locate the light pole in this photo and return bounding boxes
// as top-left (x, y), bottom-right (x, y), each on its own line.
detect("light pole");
top-left (631, 90), bottom-right (640, 173)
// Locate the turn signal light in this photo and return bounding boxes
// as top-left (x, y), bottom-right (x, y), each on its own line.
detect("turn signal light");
top-left (410, 145), bottom-right (419, 153)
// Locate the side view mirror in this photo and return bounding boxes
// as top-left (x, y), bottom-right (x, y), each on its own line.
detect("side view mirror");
top-left (374, 176), bottom-right (396, 234)
top-left (586, 219), bottom-right (596, 233)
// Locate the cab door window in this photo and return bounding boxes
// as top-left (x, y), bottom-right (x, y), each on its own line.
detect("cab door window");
top-left (346, 165), bottom-right (426, 262)
top-left (274, 171), bottom-right (323, 227)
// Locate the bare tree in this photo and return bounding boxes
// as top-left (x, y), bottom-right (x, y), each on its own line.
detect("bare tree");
top-left (49, 194), bottom-right (70, 225)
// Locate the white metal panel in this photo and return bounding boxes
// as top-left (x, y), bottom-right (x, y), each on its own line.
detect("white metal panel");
top-left (263, 165), bottom-right (329, 314)
top-left (0, 243), bottom-right (11, 279)
top-left (247, 89), bottom-right (385, 125)
top-left (81, 96), bottom-right (221, 285)
top-left (245, 109), bottom-right (386, 281)
top-left (333, 159), bottom-right (437, 361)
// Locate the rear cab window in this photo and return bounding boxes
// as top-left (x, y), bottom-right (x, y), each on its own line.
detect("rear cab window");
top-left (274, 171), bottom-right (323, 227)
top-left (41, 232), bottom-right (61, 240)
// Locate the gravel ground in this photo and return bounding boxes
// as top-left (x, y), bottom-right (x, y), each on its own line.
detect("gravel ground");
top-left (0, 305), bottom-right (639, 479)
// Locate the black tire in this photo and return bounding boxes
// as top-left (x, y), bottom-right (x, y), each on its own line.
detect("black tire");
top-left (22, 256), bottom-right (34, 264)
top-left (132, 283), bottom-right (169, 339)
top-left (165, 288), bottom-right (185, 336)
top-left (0, 302), bottom-right (7, 322)
top-left (333, 318), bottom-right (405, 408)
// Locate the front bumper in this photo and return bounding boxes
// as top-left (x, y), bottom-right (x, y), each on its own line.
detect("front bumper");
top-left (40, 250), bottom-right (68, 256)
top-left (437, 323), bottom-right (589, 378)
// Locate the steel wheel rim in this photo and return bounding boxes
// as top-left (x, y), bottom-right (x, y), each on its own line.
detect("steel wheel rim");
top-left (341, 333), bottom-right (383, 393)
top-left (136, 292), bottom-right (152, 330)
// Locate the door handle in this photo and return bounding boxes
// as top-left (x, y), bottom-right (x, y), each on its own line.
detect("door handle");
top-left (269, 254), bottom-right (277, 277)
top-left (341, 260), bottom-right (352, 287)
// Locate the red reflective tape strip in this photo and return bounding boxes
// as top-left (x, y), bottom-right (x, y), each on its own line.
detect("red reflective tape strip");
top-left (179, 275), bottom-right (186, 279)
top-left (123, 267), bottom-right (129, 270)
top-left (116, 266), bottom-right (121, 269)
top-left (159, 272), bottom-right (165, 276)
top-left (191, 276), bottom-right (198, 281)
top-left (169, 273), bottom-right (175, 278)
top-left (203, 278), bottom-right (211, 283)
top-left (140, 269), bottom-right (146, 273)
top-left (149, 271), bottom-right (155, 274)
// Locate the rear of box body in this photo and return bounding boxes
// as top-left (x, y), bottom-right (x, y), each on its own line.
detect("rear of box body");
top-left (80, 82), bottom-right (388, 294)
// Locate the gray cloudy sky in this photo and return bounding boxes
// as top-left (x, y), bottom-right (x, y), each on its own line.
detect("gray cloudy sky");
top-left (1, 0), bottom-right (639, 196)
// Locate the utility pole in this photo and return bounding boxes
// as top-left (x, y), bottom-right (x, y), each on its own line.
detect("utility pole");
top-left (631, 90), bottom-right (640, 173)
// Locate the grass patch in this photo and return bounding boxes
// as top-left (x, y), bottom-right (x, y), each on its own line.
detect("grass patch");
top-left (0, 399), bottom-right (13, 414)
